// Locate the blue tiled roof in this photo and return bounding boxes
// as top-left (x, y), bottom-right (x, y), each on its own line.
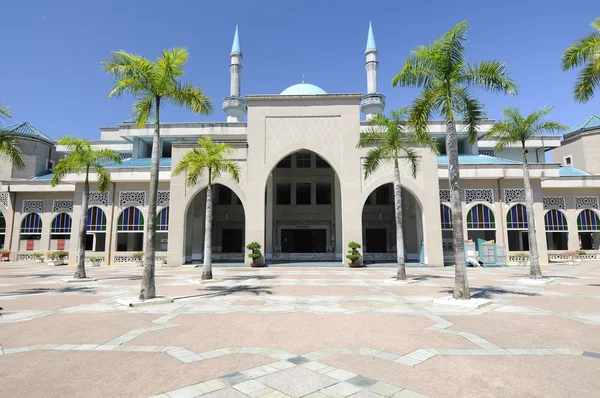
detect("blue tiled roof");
top-left (567, 115), bottom-right (600, 134)
top-left (103, 157), bottom-right (172, 168)
top-left (437, 155), bottom-right (521, 165)
top-left (31, 172), bottom-right (55, 180)
top-left (366, 21), bottom-right (376, 51)
top-left (2, 122), bottom-right (54, 143)
top-left (231, 25), bottom-right (241, 54)
top-left (558, 166), bottom-right (589, 177)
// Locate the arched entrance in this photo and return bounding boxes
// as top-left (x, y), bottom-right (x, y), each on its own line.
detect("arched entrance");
top-left (184, 184), bottom-right (246, 263)
top-left (361, 183), bottom-right (423, 264)
top-left (264, 150), bottom-right (342, 263)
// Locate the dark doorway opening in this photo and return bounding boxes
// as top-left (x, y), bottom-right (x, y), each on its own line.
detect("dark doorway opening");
top-left (281, 229), bottom-right (326, 253)
top-left (365, 229), bottom-right (387, 253)
top-left (222, 229), bottom-right (243, 253)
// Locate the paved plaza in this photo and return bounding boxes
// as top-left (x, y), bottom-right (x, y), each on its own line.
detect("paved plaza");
top-left (0, 262), bottom-right (599, 397)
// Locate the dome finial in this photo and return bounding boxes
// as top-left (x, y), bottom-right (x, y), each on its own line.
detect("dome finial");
top-left (366, 21), bottom-right (376, 51)
top-left (231, 24), bottom-right (241, 54)
top-left (302, 74), bottom-right (305, 83)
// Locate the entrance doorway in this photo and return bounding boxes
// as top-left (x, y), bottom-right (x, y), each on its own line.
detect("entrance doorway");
top-left (281, 229), bottom-right (326, 253)
top-left (365, 229), bottom-right (387, 253)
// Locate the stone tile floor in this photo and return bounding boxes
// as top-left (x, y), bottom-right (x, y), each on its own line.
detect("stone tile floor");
top-left (0, 262), bottom-right (599, 397)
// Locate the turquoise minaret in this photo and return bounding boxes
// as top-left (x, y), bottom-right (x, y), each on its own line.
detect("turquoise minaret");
top-left (361, 21), bottom-right (385, 120)
top-left (223, 25), bottom-right (247, 122)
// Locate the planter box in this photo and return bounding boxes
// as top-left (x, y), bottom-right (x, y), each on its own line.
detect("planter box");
top-left (91, 261), bottom-right (101, 267)
top-left (47, 259), bottom-right (66, 266)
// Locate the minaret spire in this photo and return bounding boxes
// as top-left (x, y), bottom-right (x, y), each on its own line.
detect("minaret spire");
top-left (223, 25), bottom-right (247, 122)
top-left (361, 21), bottom-right (385, 120)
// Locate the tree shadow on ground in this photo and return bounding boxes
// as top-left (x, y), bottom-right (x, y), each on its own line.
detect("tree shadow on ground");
top-left (0, 286), bottom-right (97, 297)
top-left (0, 273), bottom-right (64, 279)
top-left (514, 275), bottom-right (579, 279)
top-left (175, 285), bottom-right (273, 300)
top-left (439, 286), bottom-right (540, 299)
top-left (405, 274), bottom-right (453, 281)
top-left (221, 275), bottom-right (277, 282)
top-left (100, 275), bottom-right (143, 281)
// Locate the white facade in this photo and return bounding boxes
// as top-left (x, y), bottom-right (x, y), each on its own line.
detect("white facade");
top-left (1, 25), bottom-right (600, 267)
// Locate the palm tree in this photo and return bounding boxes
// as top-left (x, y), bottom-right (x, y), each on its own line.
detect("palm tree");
top-left (357, 109), bottom-right (438, 280)
top-left (51, 137), bottom-right (121, 279)
top-left (0, 104), bottom-right (25, 169)
top-left (486, 107), bottom-right (567, 279)
top-left (173, 136), bottom-right (240, 280)
top-left (102, 47), bottom-right (212, 299)
top-left (392, 21), bottom-right (518, 299)
top-left (562, 17), bottom-right (600, 103)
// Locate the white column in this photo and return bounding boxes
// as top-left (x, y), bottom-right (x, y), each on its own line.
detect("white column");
top-left (265, 173), bottom-right (274, 260)
top-left (334, 174), bottom-right (342, 260)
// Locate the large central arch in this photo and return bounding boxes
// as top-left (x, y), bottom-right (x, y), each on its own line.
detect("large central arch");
top-left (264, 149), bottom-right (342, 264)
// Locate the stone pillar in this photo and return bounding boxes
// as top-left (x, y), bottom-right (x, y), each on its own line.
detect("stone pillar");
top-left (245, 180), bottom-right (265, 266)
top-left (334, 174), bottom-right (342, 260)
top-left (421, 190), bottom-right (444, 266)
top-left (566, 208), bottom-right (580, 251)
top-left (168, 172), bottom-right (187, 267)
top-left (341, 181), bottom-right (362, 266)
top-left (265, 173), bottom-right (274, 260)
top-left (533, 185), bottom-right (548, 265)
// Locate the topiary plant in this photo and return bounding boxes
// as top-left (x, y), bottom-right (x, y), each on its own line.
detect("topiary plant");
top-left (246, 242), bottom-right (263, 266)
top-left (346, 241), bottom-right (362, 267)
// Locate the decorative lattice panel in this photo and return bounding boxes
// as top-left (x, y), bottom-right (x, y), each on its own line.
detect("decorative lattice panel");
top-left (543, 196), bottom-right (565, 210)
top-left (157, 191), bottom-right (170, 207)
top-left (52, 200), bottom-right (73, 213)
top-left (265, 116), bottom-right (342, 166)
top-left (89, 192), bottom-right (109, 206)
top-left (22, 199), bottom-right (45, 213)
top-left (439, 189), bottom-right (450, 203)
top-left (0, 192), bottom-right (9, 207)
top-left (504, 189), bottom-right (525, 204)
top-left (465, 189), bottom-right (494, 204)
top-left (478, 149), bottom-right (495, 157)
top-left (575, 196), bottom-right (598, 210)
top-left (119, 191), bottom-right (146, 207)
top-left (119, 153), bottom-right (132, 159)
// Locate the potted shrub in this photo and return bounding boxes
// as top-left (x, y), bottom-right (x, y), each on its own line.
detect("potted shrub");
top-left (0, 249), bottom-right (10, 262)
top-left (346, 241), bottom-right (363, 267)
top-left (564, 250), bottom-right (581, 265)
top-left (89, 256), bottom-right (103, 267)
top-left (132, 252), bottom-right (144, 267)
top-left (514, 252), bottom-right (530, 266)
top-left (246, 242), bottom-right (264, 267)
top-left (47, 251), bottom-right (68, 266)
top-left (34, 252), bottom-right (45, 263)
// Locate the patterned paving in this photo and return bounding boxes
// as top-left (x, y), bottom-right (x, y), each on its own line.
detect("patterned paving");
top-left (1, 262), bottom-right (599, 397)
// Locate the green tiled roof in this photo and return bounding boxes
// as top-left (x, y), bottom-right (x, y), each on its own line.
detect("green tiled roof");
top-left (2, 122), bottom-right (54, 143)
top-left (567, 115), bottom-right (600, 135)
top-left (558, 166), bottom-right (589, 177)
top-left (437, 155), bottom-right (521, 165)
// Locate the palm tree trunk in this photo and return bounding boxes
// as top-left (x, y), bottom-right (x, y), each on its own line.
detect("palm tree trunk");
top-left (522, 145), bottom-right (542, 278)
top-left (140, 97), bottom-right (160, 300)
top-left (75, 169), bottom-right (89, 279)
top-left (393, 159), bottom-right (406, 280)
top-left (202, 179), bottom-right (213, 280)
top-left (447, 119), bottom-right (470, 299)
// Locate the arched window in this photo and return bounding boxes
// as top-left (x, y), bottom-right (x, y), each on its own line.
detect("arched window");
top-left (545, 210), bottom-right (568, 231)
top-left (577, 209), bottom-right (600, 231)
top-left (467, 204), bottom-right (495, 229)
top-left (506, 204), bottom-right (528, 229)
top-left (87, 207), bottom-right (107, 231)
top-left (156, 207), bottom-right (169, 231)
top-left (21, 213), bottom-right (43, 234)
top-left (51, 213), bottom-right (72, 234)
top-left (118, 207), bottom-right (144, 231)
top-left (440, 205), bottom-right (452, 229)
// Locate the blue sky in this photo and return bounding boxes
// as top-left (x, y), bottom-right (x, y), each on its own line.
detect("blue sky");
top-left (1, 0), bottom-right (598, 140)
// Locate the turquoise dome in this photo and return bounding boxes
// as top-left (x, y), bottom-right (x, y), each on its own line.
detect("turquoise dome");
top-left (280, 83), bottom-right (327, 95)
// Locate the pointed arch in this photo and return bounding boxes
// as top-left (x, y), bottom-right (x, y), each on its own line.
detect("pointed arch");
top-left (545, 210), bottom-right (568, 231)
top-left (440, 204), bottom-right (452, 230)
top-left (21, 213), bottom-right (43, 234)
top-left (118, 207), bottom-right (145, 231)
top-left (506, 204), bottom-right (528, 229)
top-left (156, 207), bottom-right (169, 231)
top-left (467, 204), bottom-right (496, 229)
top-left (577, 209), bottom-right (600, 231)
top-left (87, 207), bottom-right (107, 231)
top-left (51, 213), bottom-right (72, 234)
